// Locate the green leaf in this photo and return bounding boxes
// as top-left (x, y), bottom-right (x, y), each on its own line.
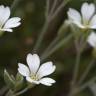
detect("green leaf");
top-left (4, 69), bottom-right (15, 90)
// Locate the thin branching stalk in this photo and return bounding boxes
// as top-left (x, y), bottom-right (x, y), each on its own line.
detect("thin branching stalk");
top-left (78, 59), bottom-right (95, 85)
top-left (50, 0), bottom-right (71, 21)
top-left (75, 76), bottom-right (96, 95)
top-left (11, 0), bottom-right (22, 11)
top-left (33, 20), bottom-right (49, 52)
top-left (41, 35), bottom-right (60, 59)
top-left (41, 34), bottom-right (72, 61)
top-left (72, 51), bottom-right (81, 86)
top-left (68, 28), bottom-right (83, 96)
top-left (0, 86), bottom-right (8, 96)
top-left (68, 77), bottom-right (96, 96)
top-left (33, 0), bottom-right (50, 52)
top-left (33, 0), bottom-right (71, 52)
top-left (45, 0), bottom-right (50, 18)
top-left (49, 0), bottom-right (58, 16)
top-left (14, 87), bottom-right (29, 96)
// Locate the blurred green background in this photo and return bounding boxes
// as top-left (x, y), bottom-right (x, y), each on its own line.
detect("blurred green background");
top-left (0, 0), bottom-right (96, 96)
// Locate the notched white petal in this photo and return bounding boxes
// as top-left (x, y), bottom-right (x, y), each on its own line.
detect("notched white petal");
top-left (39, 78), bottom-right (56, 86)
top-left (37, 62), bottom-right (56, 78)
top-left (27, 53), bottom-right (40, 74)
top-left (0, 6), bottom-right (10, 26)
top-left (67, 8), bottom-right (81, 23)
top-left (2, 7), bottom-right (10, 23)
top-left (0, 5), bottom-right (21, 32)
top-left (81, 3), bottom-right (95, 21)
top-left (4, 17), bottom-right (21, 29)
top-left (18, 63), bottom-right (30, 77)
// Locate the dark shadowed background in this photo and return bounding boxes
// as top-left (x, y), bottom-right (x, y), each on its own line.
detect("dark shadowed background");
top-left (0, 0), bottom-right (95, 96)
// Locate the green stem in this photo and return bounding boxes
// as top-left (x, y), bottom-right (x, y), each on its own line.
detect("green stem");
top-left (74, 77), bottom-right (96, 95)
top-left (11, 0), bottom-right (22, 11)
top-left (45, 0), bottom-right (50, 18)
top-left (14, 87), bottom-right (29, 96)
top-left (41, 36), bottom-right (60, 59)
top-left (71, 51), bottom-right (81, 87)
top-left (33, 20), bottom-right (49, 52)
top-left (49, 0), bottom-right (58, 16)
top-left (68, 36), bottom-right (82, 96)
top-left (68, 77), bottom-right (96, 96)
top-left (14, 84), bottom-right (35, 96)
top-left (0, 86), bottom-right (8, 96)
top-left (50, 0), bottom-right (71, 21)
top-left (78, 59), bottom-right (95, 85)
top-left (41, 34), bottom-right (72, 61)
top-left (33, 0), bottom-right (71, 52)
top-left (5, 90), bottom-right (14, 96)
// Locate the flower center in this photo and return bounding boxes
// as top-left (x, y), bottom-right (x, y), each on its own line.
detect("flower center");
top-left (83, 20), bottom-right (89, 26)
top-left (30, 75), bottom-right (38, 81)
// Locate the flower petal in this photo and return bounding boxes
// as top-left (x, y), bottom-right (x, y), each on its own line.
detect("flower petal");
top-left (39, 78), bottom-right (56, 86)
top-left (4, 17), bottom-right (21, 29)
top-left (27, 53), bottom-right (40, 74)
top-left (87, 32), bottom-right (96, 48)
top-left (67, 8), bottom-right (81, 24)
top-left (37, 62), bottom-right (56, 78)
top-left (0, 28), bottom-right (13, 32)
top-left (90, 15), bottom-right (96, 29)
top-left (81, 3), bottom-right (95, 21)
top-left (26, 77), bottom-right (40, 84)
top-left (18, 63), bottom-right (30, 77)
top-left (0, 5), bottom-right (10, 27)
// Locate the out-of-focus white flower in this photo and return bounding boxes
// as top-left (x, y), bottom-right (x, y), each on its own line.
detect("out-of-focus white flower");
top-left (87, 32), bottom-right (96, 48)
top-left (0, 5), bottom-right (21, 32)
top-left (18, 53), bottom-right (56, 86)
top-left (67, 2), bottom-right (96, 29)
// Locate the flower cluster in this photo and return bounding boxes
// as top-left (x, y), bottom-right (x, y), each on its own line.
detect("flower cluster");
top-left (3, 1), bottom-right (96, 94)
top-left (67, 2), bottom-right (96, 49)
top-left (2, 4), bottom-right (56, 88)
top-left (67, 3), bottom-right (96, 29)
top-left (0, 5), bottom-right (21, 32)
top-left (18, 53), bottom-right (56, 86)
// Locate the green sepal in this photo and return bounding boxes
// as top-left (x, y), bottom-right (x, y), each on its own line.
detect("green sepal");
top-left (14, 72), bottom-right (24, 92)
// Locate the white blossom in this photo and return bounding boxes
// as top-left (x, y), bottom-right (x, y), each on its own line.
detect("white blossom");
top-left (87, 32), bottom-right (96, 48)
top-left (18, 53), bottom-right (56, 86)
top-left (0, 5), bottom-right (21, 32)
top-left (67, 2), bottom-right (96, 29)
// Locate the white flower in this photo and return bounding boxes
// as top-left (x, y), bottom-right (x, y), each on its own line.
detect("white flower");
top-left (0, 5), bottom-right (21, 32)
top-left (87, 32), bottom-right (96, 48)
top-left (67, 2), bottom-right (96, 29)
top-left (18, 53), bottom-right (56, 86)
